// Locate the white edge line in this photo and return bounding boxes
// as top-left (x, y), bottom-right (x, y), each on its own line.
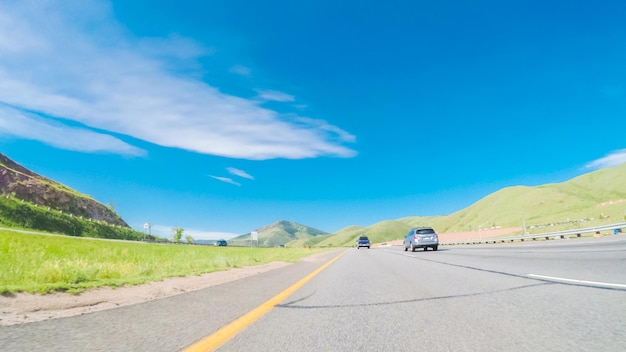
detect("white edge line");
top-left (528, 274), bottom-right (626, 289)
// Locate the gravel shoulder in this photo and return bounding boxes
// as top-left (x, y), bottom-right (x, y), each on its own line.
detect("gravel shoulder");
top-left (0, 250), bottom-right (340, 327)
top-left (0, 261), bottom-right (292, 326)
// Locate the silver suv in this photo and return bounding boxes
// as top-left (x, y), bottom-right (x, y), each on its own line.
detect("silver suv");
top-left (404, 227), bottom-right (439, 251)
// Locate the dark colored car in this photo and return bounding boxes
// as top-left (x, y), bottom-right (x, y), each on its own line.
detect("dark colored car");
top-left (214, 239), bottom-right (228, 246)
top-left (404, 227), bottom-right (438, 251)
top-left (356, 236), bottom-right (370, 249)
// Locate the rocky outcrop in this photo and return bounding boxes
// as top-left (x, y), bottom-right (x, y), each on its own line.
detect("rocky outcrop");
top-left (0, 153), bottom-right (129, 227)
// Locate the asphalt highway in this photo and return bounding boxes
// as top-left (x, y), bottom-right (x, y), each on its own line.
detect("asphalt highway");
top-left (2, 236), bottom-right (625, 351)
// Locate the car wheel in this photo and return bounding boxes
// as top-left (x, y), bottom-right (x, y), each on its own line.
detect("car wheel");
top-left (410, 244), bottom-right (415, 252)
top-left (404, 244), bottom-right (407, 251)
top-left (423, 247), bottom-right (428, 251)
top-left (433, 245), bottom-right (438, 251)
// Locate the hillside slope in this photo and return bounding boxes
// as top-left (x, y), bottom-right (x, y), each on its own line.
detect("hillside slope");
top-left (427, 162), bottom-right (626, 233)
top-left (232, 220), bottom-right (329, 247)
top-left (317, 163), bottom-right (626, 247)
top-left (0, 153), bottom-right (128, 227)
top-left (316, 220), bottom-right (412, 247)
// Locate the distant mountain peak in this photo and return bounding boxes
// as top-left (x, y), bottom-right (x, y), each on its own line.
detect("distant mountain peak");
top-left (231, 219), bottom-right (329, 247)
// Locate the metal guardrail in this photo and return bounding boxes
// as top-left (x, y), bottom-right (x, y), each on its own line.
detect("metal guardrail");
top-left (444, 221), bottom-right (626, 245)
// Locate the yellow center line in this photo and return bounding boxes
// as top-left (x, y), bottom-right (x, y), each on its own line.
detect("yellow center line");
top-left (184, 250), bottom-right (348, 352)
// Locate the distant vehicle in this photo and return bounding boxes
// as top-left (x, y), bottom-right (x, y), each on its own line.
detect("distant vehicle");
top-left (356, 236), bottom-right (370, 249)
top-left (404, 227), bottom-right (438, 251)
top-left (214, 239), bottom-right (228, 246)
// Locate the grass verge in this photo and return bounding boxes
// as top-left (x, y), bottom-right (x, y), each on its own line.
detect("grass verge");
top-left (0, 229), bottom-right (332, 294)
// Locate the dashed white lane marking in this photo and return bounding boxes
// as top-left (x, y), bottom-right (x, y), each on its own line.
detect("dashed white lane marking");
top-left (528, 274), bottom-right (626, 289)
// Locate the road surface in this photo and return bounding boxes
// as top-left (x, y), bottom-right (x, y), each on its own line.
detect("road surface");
top-left (1, 236), bottom-right (625, 351)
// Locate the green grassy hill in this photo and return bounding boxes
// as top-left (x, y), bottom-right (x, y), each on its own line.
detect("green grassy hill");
top-left (429, 162), bottom-right (626, 233)
top-left (0, 153), bottom-right (146, 240)
top-left (232, 220), bottom-right (329, 247)
top-left (314, 225), bottom-right (366, 248)
top-left (313, 163), bottom-right (626, 247)
top-left (286, 233), bottom-right (335, 248)
top-left (316, 220), bottom-right (412, 247)
top-left (0, 153), bottom-right (128, 227)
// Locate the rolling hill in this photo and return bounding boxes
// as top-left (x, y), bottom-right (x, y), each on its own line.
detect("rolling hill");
top-left (0, 153), bottom-right (128, 227)
top-left (0, 153), bottom-right (145, 240)
top-left (414, 162), bottom-right (626, 234)
top-left (231, 220), bottom-right (329, 247)
top-left (314, 221), bottom-right (411, 248)
top-left (313, 163), bottom-right (626, 247)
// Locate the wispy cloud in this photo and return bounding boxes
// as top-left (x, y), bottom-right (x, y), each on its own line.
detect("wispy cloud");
top-left (585, 149), bottom-right (626, 169)
top-left (255, 89), bottom-right (296, 103)
top-left (0, 1), bottom-right (356, 160)
top-left (227, 167), bottom-right (254, 180)
top-left (0, 104), bottom-right (146, 156)
top-left (209, 175), bottom-right (241, 186)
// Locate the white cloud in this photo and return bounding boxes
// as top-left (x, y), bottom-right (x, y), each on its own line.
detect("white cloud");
top-left (227, 167), bottom-right (254, 180)
top-left (255, 89), bottom-right (296, 103)
top-left (585, 149), bottom-right (626, 169)
top-left (209, 175), bottom-right (241, 186)
top-left (0, 1), bottom-right (356, 160)
top-left (0, 105), bottom-right (146, 156)
top-left (295, 117), bottom-right (357, 143)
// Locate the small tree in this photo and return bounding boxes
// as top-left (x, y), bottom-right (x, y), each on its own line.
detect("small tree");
top-left (172, 227), bottom-right (184, 243)
top-left (185, 235), bottom-right (195, 244)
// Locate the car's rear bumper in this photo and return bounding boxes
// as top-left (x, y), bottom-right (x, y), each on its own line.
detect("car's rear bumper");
top-left (411, 240), bottom-right (438, 247)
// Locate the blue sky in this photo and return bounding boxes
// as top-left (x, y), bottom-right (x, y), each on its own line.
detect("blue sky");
top-left (1, 0), bottom-right (625, 240)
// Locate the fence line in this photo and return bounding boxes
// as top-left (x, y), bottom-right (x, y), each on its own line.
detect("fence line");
top-left (443, 221), bottom-right (626, 245)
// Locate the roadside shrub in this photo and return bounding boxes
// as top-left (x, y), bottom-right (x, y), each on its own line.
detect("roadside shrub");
top-left (0, 196), bottom-right (143, 241)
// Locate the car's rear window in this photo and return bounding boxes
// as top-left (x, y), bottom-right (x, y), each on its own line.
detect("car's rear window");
top-left (415, 228), bottom-right (435, 234)
top-left (359, 236), bottom-right (369, 240)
